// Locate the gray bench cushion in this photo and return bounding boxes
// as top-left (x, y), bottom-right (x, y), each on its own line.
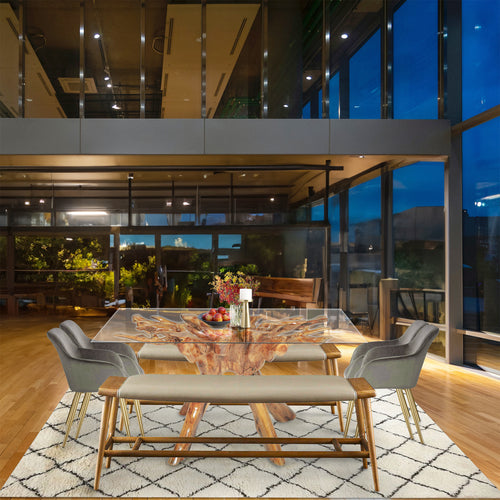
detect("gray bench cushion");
top-left (137, 343), bottom-right (187, 361)
top-left (137, 343), bottom-right (327, 362)
top-left (274, 344), bottom-right (327, 362)
top-left (117, 374), bottom-right (357, 403)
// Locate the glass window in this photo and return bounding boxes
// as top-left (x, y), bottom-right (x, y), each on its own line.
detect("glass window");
top-left (462, 117), bottom-right (500, 333)
top-left (329, 72), bottom-right (339, 119)
top-left (329, 195), bottom-right (340, 307)
top-left (349, 30), bottom-right (381, 118)
top-left (462, 0), bottom-right (500, 120)
top-left (348, 177), bottom-right (381, 331)
top-left (393, 162), bottom-right (445, 331)
top-left (302, 101), bottom-right (311, 118)
top-left (393, 0), bottom-right (437, 119)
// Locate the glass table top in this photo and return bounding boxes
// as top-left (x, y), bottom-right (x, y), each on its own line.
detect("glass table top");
top-left (93, 308), bottom-right (362, 345)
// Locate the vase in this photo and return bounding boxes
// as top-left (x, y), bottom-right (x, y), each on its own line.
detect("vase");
top-left (229, 303), bottom-right (242, 328)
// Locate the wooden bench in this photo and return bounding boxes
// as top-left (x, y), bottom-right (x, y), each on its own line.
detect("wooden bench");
top-left (95, 374), bottom-right (379, 491)
top-left (253, 276), bottom-right (322, 308)
top-left (137, 342), bottom-right (345, 429)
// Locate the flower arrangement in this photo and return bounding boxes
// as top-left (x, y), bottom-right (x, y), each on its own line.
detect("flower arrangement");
top-left (210, 271), bottom-right (260, 305)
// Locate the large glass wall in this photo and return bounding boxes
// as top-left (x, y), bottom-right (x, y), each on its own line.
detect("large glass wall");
top-left (393, 0), bottom-right (437, 119)
top-left (462, 0), bottom-right (500, 121)
top-left (348, 177), bottom-right (381, 331)
top-left (349, 30), bottom-right (380, 119)
top-left (462, 117), bottom-right (500, 334)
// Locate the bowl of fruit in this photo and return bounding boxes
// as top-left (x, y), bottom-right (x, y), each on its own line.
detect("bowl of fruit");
top-left (199, 307), bottom-right (231, 328)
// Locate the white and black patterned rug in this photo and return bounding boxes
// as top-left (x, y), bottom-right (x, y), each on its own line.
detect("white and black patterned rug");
top-left (1, 389), bottom-right (499, 498)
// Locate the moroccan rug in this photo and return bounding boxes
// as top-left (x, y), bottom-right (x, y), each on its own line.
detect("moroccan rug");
top-left (1, 389), bottom-right (499, 498)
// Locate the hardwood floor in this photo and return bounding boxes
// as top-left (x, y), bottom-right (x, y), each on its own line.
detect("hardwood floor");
top-left (1, 313), bottom-right (500, 496)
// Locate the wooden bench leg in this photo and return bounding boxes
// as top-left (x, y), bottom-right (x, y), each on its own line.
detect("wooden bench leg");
top-left (362, 398), bottom-right (379, 492)
top-left (94, 395), bottom-right (112, 490)
top-left (105, 396), bottom-right (119, 468)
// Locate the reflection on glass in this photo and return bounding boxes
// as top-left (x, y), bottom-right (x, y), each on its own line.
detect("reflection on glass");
top-left (329, 72), bottom-right (339, 119)
top-left (393, 162), bottom-right (444, 293)
top-left (120, 234), bottom-right (155, 307)
top-left (349, 30), bottom-right (380, 118)
top-left (160, 233), bottom-right (212, 308)
top-left (329, 195), bottom-right (340, 308)
top-left (348, 178), bottom-right (381, 332)
top-left (462, 118), bottom-right (500, 333)
top-left (393, 0), bottom-right (437, 119)
top-left (85, 0), bottom-right (140, 118)
top-left (462, 0), bottom-right (500, 120)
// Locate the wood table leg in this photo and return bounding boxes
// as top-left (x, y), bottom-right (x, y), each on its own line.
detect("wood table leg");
top-left (250, 403), bottom-right (285, 466)
top-left (105, 396), bottom-right (119, 469)
top-left (169, 402), bottom-right (209, 466)
top-left (266, 403), bottom-right (296, 422)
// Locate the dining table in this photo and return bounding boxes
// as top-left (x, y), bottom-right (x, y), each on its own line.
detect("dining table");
top-left (92, 307), bottom-right (362, 465)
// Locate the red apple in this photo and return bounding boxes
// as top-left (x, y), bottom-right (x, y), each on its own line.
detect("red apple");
top-left (222, 314), bottom-right (230, 321)
top-left (217, 306), bottom-right (226, 314)
top-left (205, 313), bottom-right (213, 321)
top-left (214, 313), bottom-right (223, 322)
top-left (209, 308), bottom-right (217, 316)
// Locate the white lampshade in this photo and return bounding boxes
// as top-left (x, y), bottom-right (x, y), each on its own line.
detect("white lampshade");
top-left (239, 288), bottom-right (252, 301)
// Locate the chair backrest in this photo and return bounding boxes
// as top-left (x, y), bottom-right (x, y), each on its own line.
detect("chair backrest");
top-left (60, 320), bottom-right (93, 349)
top-left (47, 327), bottom-right (126, 393)
top-left (356, 323), bottom-right (440, 390)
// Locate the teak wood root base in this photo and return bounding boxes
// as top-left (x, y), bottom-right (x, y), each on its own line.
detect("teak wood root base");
top-left (94, 376), bottom-right (379, 492)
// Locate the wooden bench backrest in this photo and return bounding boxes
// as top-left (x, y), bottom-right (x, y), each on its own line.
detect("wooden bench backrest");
top-left (254, 276), bottom-right (321, 303)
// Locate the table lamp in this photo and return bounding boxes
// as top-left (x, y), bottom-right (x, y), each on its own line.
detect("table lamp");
top-left (239, 288), bottom-right (252, 328)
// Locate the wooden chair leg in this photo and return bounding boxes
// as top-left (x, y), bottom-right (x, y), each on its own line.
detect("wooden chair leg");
top-left (119, 399), bottom-right (133, 449)
top-left (405, 389), bottom-right (424, 444)
top-left (75, 392), bottom-right (91, 439)
top-left (331, 358), bottom-right (344, 432)
top-left (62, 392), bottom-right (82, 448)
top-left (134, 400), bottom-right (145, 436)
top-left (362, 398), bottom-right (380, 492)
top-left (94, 395), bottom-right (112, 490)
top-left (343, 400), bottom-right (354, 437)
top-left (396, 389), bottom-right (414, 440)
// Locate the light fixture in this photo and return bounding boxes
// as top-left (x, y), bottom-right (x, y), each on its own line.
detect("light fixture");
top-left (283, 104), bottom-right (289, 108)
top-left (341, 33), bottom-right (349, 39)
top-left (306, 75), bottom-right (312, 81)
top-left (67, 211), bottom-right (109, 216)
top-left (358, 155), bottom-right (365, 158)
top-left (128, 172), bottom-right (134, 180)
top-left (166, 201), bottom-right (172, 207)
top-left (104, 75), bottom-right (110, 81)
top-left (182, 201), bottom-right (190, 206)
top-left (24, 200), bottom-right (30, 206)
top-left (270, 197), bottom-right (275, 202)
top-left (106, 83), bottom-right (112, 88)
top-left (39, 199), bottom-right (45, 204)
top-left (93, 33), bottom-right (101, 39)
top-left (65, 237), bottom-right (73, 241)
top-left (112, 104), bottom-right (120, 110)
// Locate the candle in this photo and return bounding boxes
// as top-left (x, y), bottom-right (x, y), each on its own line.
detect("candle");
top-left (239, 288), bottom-right (252, 301)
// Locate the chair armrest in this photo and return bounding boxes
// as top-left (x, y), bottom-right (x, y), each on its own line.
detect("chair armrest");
top-left (76, 347), bottom-right (126, 369)
top-left (350, 339), bottom-right (400, 363)
top-left (360, 343), bottom-right (411, 367)
top-left (92, 342), bottom-right (137, 360)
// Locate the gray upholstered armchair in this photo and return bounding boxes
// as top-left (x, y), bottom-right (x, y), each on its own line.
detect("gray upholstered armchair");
top-left (344, 322), bottom-right (439, 443)
top-left (60, 319), bottom-right (143, 376)
top-left (47, 327), bottom-right (142, 447)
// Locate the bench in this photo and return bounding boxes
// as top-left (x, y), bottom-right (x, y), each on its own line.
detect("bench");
top-left (253, 276), bottom-right (322, 308)
top-left (137, 342), bottom-right (345, 429)
top-left (94, 374), bottom-right (379, 491)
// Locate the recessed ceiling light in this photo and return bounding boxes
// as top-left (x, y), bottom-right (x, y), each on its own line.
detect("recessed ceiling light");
top-left (67, 210), bottom-right (108, 216)
top-left (39, 199), bottom-right (45, 204)
top-left (112, 104), bottom-right (120, 110)
top-left (24, 201), bottom-right (30, 206)
top-left (107, 83), bottom-right (112, 88)
top-left (270, 197), bottom-right (275, 202)
top-left (166, 201), bottom-right (172, 207)
top-left (283, 104), bottom-right (289, 108)
top-left (306, 75), bottom-right (312, 81)
top-left (94, 33), bottom-right (101, 39)
top-left (104, 76), bottom-right (110, 81)
top-left (182, 201), bottom-right (190, 206)
top-left (341, 33), bottom-right (349, 39)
